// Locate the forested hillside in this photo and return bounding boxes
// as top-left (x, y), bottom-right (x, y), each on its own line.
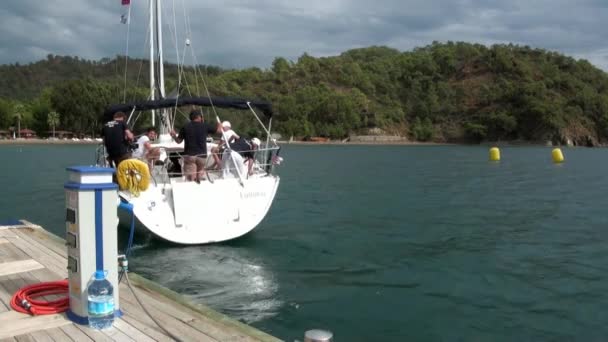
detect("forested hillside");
top-left (1, 42), bottom-right (607, 145)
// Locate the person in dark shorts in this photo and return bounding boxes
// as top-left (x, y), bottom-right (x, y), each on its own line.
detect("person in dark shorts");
top-left (229, 137), bottom-right (260, 175)
top-left (101, 111), bottom-right (134, 168)
top-left (170, 110), bottom-right (221, 182)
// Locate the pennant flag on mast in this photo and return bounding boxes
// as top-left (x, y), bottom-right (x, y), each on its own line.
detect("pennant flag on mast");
top-left (120, 0), bottom-right (130, 24)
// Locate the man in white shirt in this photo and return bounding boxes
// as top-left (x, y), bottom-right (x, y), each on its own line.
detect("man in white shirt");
top-left (133, 127), bottom-right (160, 168)
top-left (221, 121), bottom-right (239, 143)
top-left (210, 121), bottom-right (239, 169)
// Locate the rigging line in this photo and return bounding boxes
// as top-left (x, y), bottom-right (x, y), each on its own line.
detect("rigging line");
top-left (131, 110), bottom-right (143, 128)
top-left (173, 0), bottom-right (192, 96)
top-left (190, 50), bottom-right (215, 114)
top-left (175, 107), bottom-right (190, 121)
top-left (125, 107), bottom-right (137, 127)
top-left (189, 43), bottom-right (209, 101)
top-left (162, 0), bottom-right (181, 129)
top-left (132, 10), bottom-right (152, 103)
top-left (170, 0), bottom-right (180, 129)
top-left (153, 0), bottom-right (163, 101)
top-left (179, 44), bottom-right (193, 98)
top-left (176, 24), bottom-right (192, 102)
top-left (183, 1), bottom-right (200, 95)
top-left (177, 13), bottom-right (195, 100)
top-left (177, 0), bottom-right (194, 99)
top-left (247, 102), bottom-right (273, 139)
top-left (122, 4), bottom-right (132, 103)
top-left (157, 0), bottom-right (181, 129)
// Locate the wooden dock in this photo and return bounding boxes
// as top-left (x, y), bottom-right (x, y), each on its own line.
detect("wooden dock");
top-left (0, 221), bottom-right (282, 342)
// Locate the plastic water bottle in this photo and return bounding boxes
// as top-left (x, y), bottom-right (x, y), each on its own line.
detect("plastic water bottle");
top-left (87, 270), bottom-right (115, 330)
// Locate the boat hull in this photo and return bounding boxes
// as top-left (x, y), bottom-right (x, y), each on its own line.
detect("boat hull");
top-left (118, 174), bottom-right (280, 244)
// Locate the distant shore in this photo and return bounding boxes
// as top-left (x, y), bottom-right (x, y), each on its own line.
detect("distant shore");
top-left (0, 139), bottom-right (99, 145)
top-left (278, 140), bottom-right (454, 146)
top-left (0, 138), bottom-right (448, 146)
top-left (0, 138), bottom-right (597, 147)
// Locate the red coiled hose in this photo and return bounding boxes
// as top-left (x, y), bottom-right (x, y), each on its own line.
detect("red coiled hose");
top-left (10, 280), bottom-right (69, 315)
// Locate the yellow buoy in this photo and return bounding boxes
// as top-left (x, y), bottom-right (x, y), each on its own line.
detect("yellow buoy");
top-left (552, 148), bottom-right (564, 163)
top-left (489, 147), bottom-right (500, 161)
top-left (116, 158), bottom-right (151, 196)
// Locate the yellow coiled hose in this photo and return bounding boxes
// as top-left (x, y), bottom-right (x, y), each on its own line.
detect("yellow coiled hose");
top-left (116, 159), bottom-right (150, 197)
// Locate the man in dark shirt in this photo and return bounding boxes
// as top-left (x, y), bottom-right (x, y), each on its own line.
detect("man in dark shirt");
top-left (102, 112), bottom-right (134, 168)
top-left (170, 110), bottom-right (221, 182)
top-left (229, 137), bottom-right (260, 175)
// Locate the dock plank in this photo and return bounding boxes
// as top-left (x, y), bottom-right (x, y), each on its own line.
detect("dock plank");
top-left (0, 273), bottom-right (30, 311)
top-left (0, 228), bottom-right (18, 234)
top-left (0, 260), bottom-right (44, 278)
top-left (97, 327), bottom-right (135, 342)
top-left (9, 229), bottom-right (67, 260)
top-left (4, 236), bottom-right (65, 278)
top-left (0, 238), bottom-right (29, 262)
top-left (0, 311), bottom-right (29, 323)
top-left (27, 331), bottom-right (53, 342)
top-left (13, 336), bottom-right (35, 342)
top-left (58, 325), bottom-right (93, 342)
top-left (8, 230), bottom-right (70, 283)
top-left (118, 290), bottom-right (219, 342)
top-left (43, 327), bottom-right (73, 342)
top-left (0, 314), bottom-right (71, 339)
top-left (7, 232), bottom-right (67, 275)
top-left (69, 326), bottom-right (114, 342)
top-left (0, 283), bottom-right (14, 311)
top-left (113, 319), bottom-right (156, 342)
top-left (117, 314), bottom-right (174, 342)
top-left (121, 290), bottom-right (218, 339)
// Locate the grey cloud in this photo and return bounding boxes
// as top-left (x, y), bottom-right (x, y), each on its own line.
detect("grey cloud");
top-left (1, 0), bottom-right (608, 70)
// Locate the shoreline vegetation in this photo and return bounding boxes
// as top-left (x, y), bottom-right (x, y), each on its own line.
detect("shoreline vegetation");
top-left (0, 137), bottom-right (598, 148)
top-left (0, 138), bottom-right (446, 146)
top-left (2, 42), bottom-right (608, 146)
top-left (0, 138), bottom-right (99, 145)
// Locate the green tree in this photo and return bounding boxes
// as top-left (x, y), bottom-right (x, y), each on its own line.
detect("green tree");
top-left (12, 103), bottom-right (26, 138)
top-left (47, 111), bottom-right (60, 138)
top-left (0, 98), bottom-right (13, 129)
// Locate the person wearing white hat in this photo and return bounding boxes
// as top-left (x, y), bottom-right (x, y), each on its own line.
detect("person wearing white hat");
top-left (210, 120), bottom-right (240, 169)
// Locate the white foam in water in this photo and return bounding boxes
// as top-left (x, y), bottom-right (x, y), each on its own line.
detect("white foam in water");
top-left (131, 245), bottom-right (283, 323)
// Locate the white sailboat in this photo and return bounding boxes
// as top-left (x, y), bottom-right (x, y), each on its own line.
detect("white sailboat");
top-left (97, 0), bottom-right (282, 244)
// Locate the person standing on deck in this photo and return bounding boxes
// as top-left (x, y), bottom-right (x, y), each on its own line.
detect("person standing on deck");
top-left (170, 110), bottom-right (221, 182)
top-left (102, 111), bottom-right (134, 168)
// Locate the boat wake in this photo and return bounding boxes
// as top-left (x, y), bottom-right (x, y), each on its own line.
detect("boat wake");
top-left (128, 244), bottom-right (282, 323)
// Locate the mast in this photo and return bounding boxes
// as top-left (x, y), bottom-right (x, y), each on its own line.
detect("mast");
top-left (155, 0), bottom-right (172, 141)
top-left (156, 0), bottom-right (166, 99)
top-left (149, 0), bottom-right (155, 126)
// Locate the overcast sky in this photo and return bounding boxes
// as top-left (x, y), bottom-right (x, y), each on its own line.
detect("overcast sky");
top-left (1, 0), bottom-right (608, 70)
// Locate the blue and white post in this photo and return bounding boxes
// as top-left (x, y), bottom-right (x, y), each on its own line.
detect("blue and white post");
top-left (64, 166), bottom-right (122, 324)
